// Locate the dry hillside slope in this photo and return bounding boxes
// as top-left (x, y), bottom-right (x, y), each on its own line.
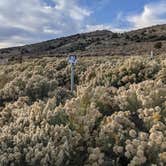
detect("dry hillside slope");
top-left (0, 24), bottom-right (165, 61)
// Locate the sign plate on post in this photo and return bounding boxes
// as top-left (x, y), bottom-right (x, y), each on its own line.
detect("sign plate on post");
top-left (68, 55), bottom-right (77, 64)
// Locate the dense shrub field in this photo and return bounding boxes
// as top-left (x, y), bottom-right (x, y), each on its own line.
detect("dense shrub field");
top-left (0, 55), bottom-right (166, 166)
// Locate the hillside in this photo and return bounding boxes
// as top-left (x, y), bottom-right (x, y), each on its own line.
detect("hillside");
top-left (0, 24), bottom-right (166, 61)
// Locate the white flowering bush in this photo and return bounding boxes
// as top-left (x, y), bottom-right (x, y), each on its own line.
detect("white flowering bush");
top-left (0, 58), bottom-right (75, 106)
top-left (0, 98), bottom-right (82, 166)
top-left (80, 57), bottom-right (161, 88)
top-left (0, 55), bottom-right (166, 165)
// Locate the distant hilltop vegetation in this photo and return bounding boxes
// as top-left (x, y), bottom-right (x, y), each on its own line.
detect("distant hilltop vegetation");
top-left (0, 24), bottom-right (166, 61)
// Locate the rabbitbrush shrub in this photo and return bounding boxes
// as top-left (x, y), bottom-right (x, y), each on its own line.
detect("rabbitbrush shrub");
top-left (0, 55), bottom-right (166, 166)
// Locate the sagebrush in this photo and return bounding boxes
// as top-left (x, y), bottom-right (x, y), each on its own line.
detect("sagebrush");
top-left (0, 55), bottom-right (166, 166)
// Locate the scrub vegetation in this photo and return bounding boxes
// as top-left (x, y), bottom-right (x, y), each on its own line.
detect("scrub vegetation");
top-left (0, 55), bottom-right (166, 166)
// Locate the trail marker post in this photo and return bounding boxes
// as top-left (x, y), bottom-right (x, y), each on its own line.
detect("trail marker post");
top-left (68, 55), bottom-right (77, 94)
top-left (150, 50), bottom-right (154, 59)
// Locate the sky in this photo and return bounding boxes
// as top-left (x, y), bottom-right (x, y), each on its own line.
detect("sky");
top-left (0, 0), bottom-right (166, 48)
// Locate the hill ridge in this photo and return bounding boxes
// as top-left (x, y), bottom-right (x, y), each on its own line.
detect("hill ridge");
top-left (0, 24), bottom-right (165, 60)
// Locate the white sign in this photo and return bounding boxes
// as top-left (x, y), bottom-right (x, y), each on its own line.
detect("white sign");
top-left (68, 55), bottom-right (77, 64)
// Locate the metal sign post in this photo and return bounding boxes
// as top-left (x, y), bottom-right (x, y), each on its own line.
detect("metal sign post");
top-left (150, 50), bottom-right (153, 59)
top-left (68, 55), bottom-right (77, 94)
top-left (71, 63), bottom-right (74, 93)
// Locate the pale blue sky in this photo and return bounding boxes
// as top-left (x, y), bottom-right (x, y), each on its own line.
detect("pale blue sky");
top-left (0, 0), bottom-right (165, 48)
